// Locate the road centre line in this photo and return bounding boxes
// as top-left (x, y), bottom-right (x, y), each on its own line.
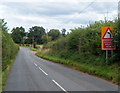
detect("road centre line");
top-left (34, 63), bottom-right (37, 66)
top-left (52, 80), bottom-right (68, 93)
top-left (38, 67), bottom-right (48, 75)
top-left (34, 62), bottom-right (67, 92)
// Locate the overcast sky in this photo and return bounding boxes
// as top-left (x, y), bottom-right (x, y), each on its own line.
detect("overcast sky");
top-left (0, 0), bottom-right (119, 32)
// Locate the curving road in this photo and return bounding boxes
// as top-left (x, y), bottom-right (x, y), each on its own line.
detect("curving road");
top-left (4, 47), bottom-right (119, 92)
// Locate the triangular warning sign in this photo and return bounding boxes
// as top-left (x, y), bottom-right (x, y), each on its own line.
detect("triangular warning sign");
top-left (103, 28), bottom-right (113, 39)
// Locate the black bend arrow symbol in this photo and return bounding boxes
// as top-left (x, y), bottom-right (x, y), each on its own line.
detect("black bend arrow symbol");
top-left (107, 32), bottom-right (112, 38)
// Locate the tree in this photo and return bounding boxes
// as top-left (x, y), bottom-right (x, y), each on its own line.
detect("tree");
top-left (0, 19), bottom-right (9, 32)
top-left (41, 34), bottom-right (52, 44)
top-left (11, 26), bottom-right (26, 44)
top-left (61, 28), bottom-right (66, 36)
top-left (48, 29), bottom-right (60, 40)
top-left (28, 26), bottom-right (46, 44)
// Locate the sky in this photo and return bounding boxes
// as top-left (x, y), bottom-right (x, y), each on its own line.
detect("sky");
top-left (0, 0), bottom-right (119, 33)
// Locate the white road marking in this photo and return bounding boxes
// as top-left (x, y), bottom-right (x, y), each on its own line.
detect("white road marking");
top-left (38, 67), bottom-right (48, 75)
top-left (52, 80), bottom-right (68, 93)
top-left (34, 63), bottom-right (37, 67)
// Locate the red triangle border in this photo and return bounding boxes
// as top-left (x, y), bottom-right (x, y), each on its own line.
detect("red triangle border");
top-left (102, 27), bottom-right (113, 39)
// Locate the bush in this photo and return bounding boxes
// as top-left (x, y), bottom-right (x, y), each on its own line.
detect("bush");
top-left (2, 31), bottom-right (19, 71)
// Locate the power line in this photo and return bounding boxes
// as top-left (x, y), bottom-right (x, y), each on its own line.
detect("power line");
top-left (59, 0), bottom-right (97, 29)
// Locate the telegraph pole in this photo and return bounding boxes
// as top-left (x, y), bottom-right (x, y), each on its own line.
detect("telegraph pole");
top-left (118, 2), bottom-right (120, 93)
top-left (118, 1), bottom-right (120, 19)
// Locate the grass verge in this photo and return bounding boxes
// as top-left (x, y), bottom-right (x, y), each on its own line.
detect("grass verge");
top-left (29, 47), bottom-right (38, 51)
top-left (36, 52), bottom-right (119, 85)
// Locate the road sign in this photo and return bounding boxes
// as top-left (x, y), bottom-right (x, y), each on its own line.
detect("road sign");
top-left (102, 28), bottom-right (113, 39)
top-left (101, 27), bottom-right (115, 50)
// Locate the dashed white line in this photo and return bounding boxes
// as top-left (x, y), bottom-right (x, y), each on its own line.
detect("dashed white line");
top-left (34, 63), bottom-right (37, 66)
top-left (52, 80), bottom-right (68, 93)
top-left (34, 63), bottom-right (67, 93)
top-left (39, 67), bottom-right (48, 75)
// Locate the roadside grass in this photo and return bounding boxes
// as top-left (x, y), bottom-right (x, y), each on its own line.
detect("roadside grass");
top-left (36, 52), bottom-right (119, 85)
top-left (29, 47), bottom-right (38, 51)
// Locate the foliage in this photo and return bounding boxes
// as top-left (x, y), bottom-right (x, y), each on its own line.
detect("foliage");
top-left (2, 25), bottom-right (19, 71)
top-left (113, 19), bottom-right (120, 62)
top-left (0, 19), bottom-right (8, 32)
top-left (45, 20), bottom-right (119, 63)
top-left (61, 28), bottom-right (66, 37)
top-left (68, 27), bottom-right (102, 55)
top-left (45, 37), bottom-right (67, 51)
top-left (48, 29), bottom-right (60, 40)
top-left (11, 26), bottom-right (26, 44)
top-left (28, 26), bottom-right (46, 44)
top-left (1, 19), bottom-right (19, 71)
top-left (41, 34), bottom-right (52, 44)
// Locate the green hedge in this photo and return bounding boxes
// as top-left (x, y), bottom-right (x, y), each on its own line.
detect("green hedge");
top-left (2, 31), bottom-right (19, 71)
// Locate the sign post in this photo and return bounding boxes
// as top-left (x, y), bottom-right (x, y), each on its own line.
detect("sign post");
top-left (101, 27), bottom-right (115, 62)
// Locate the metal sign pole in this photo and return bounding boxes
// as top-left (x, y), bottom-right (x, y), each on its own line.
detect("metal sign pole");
top-left (106, 50), bottom-right (108, 62)
top-left (111, 50), bottom-right (113, 56)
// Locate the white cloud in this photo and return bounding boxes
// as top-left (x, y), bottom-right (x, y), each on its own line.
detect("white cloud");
top-left (1, 0), bottom-right (119, 3)
top-left (0, 1), bottom-right (118, 33)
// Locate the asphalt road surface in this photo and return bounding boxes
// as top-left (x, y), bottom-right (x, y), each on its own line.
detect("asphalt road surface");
top-left (4, 47), bottom-right (119, 92)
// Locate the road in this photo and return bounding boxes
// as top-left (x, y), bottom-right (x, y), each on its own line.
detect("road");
top-left (4, 47), bottom-right (119, 92)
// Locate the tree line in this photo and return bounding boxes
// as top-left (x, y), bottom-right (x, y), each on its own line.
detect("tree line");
top-left (11, 26), bottom-right (67, 46)
top-left (10, 19), bottom-right (120, 63)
